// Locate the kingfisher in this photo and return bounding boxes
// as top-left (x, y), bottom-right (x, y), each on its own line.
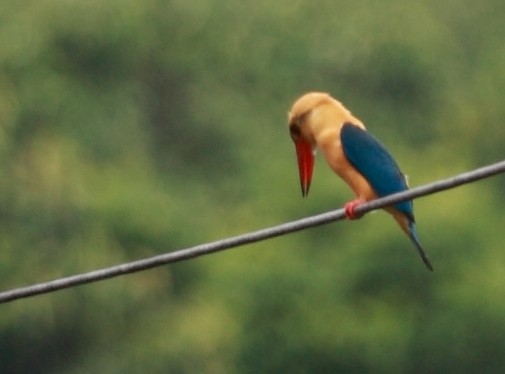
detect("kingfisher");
top-left (288, 92), bottom-right (433, 270)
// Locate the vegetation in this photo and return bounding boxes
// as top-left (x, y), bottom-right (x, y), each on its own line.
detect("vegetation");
top-left (2, 0), bottom-right (505, 372)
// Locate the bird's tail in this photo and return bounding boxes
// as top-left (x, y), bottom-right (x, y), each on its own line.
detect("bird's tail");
top-left (392, 211), bottom-right (433, 271)
top-left (407, 221), bottom-right (433, 271)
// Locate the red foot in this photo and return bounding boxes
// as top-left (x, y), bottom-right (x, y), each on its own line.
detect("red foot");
top-left (344, 199), bottom-right (364, 220)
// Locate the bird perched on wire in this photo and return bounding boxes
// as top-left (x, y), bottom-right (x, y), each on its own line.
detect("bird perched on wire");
top-left (287, 92), bottom-right (433, 271)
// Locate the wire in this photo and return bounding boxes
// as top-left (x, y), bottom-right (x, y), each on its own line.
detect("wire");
top-left (1, 159), bottom-right (505, 304)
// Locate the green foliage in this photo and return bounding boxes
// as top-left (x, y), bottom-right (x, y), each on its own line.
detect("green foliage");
top-left (1, 0), bottom-right (505, 372)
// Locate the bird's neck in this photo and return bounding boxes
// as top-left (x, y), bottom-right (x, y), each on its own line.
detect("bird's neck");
top-left (307, 103), bottom-right (365, 147)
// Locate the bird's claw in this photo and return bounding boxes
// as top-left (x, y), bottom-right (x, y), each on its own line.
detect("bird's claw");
top-left (344, 199), bottom-right (364, 220)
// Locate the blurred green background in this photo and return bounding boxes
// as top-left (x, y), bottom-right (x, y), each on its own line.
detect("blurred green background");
top-left (2, 0), bottom-right (505, 372)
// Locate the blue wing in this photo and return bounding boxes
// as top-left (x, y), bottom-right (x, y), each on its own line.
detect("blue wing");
top-left (340, 122), bottom-right (415, 221)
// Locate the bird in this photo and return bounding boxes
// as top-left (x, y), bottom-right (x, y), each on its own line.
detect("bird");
top-left (287, 92), bottom-right (433, 271)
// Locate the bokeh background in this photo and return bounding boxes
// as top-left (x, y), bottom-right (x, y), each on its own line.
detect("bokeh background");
top-left (2, 0), bottom-right (505, 372)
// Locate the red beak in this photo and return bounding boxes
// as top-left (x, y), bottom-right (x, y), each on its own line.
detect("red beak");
top-left (294, 139), bottom-right (315, 197)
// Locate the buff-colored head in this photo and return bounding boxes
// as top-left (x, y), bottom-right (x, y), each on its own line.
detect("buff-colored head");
top-left (288, 92), bottom-right (332, 145)
top-left (287, 92), bottom-right (362, 196)
top-left (288, 92), bottom-right (363, 143)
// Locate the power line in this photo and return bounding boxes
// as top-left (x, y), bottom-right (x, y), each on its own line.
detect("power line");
top-left (1, 159), bottom-right (505, 304)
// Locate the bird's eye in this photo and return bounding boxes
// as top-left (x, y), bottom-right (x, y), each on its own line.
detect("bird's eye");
top-left (289, 125), bottom-right (301, 141)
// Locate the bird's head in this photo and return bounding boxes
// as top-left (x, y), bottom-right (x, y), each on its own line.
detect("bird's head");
top-left (287, 92), bottom-right (332, 197)
top-left (287, 92), bottom-right (364, 197)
